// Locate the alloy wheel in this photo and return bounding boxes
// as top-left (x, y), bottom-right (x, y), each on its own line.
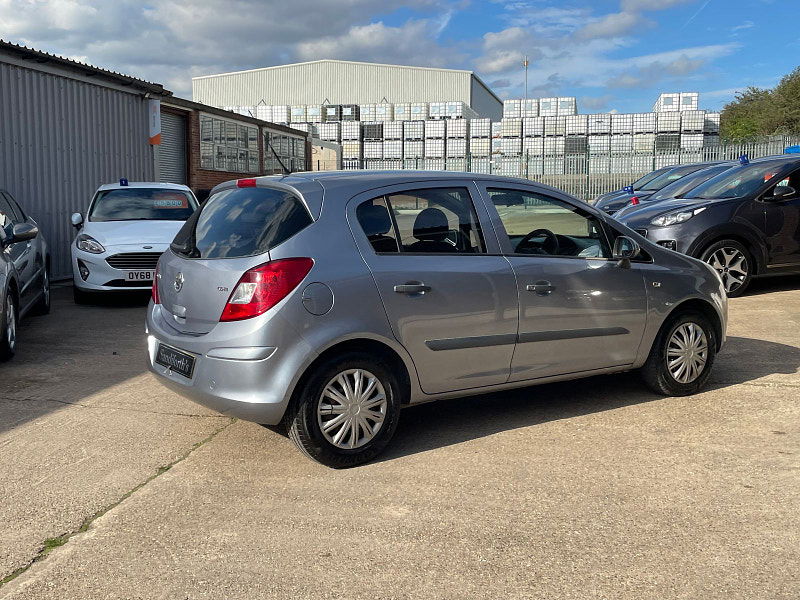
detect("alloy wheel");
top-left (42, 270), bottom-right (50, 306)
top-left (706, 247), bottom-right (748, 294)
top-left (666, 322), bottom-right (708, 384)
top-left (5, 295), bottom-right (16, 352)
top-left (317, 368), bottom-right (388, 450)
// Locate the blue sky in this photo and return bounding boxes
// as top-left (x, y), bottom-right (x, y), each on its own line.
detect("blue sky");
top-left (1, 0), bottom-right (798, 113)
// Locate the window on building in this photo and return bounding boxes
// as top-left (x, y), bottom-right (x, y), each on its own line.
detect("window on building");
top-left (199, 114), bottom-right (259, 174)
top-left (264, 131), bottom-right (307, 174)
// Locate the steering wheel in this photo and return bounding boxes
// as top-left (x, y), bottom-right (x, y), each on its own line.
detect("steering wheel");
top-left (516, 228), bottom-right (560, 255)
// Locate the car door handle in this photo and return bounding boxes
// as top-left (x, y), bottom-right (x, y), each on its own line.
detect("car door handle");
top-left (393, 282), bottom-right (431, 294)
top-left (526, 281), bottom-right (555, 295)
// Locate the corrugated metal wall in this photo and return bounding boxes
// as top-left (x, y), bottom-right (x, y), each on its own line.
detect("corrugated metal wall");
top-left (0, 61), bottom-right (154, 279)
top-left (159, 112), bottom-right (188, 184)
top-left (192, 61), bottom-right (502, 117)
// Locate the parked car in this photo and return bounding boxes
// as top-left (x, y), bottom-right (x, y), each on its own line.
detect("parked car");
top-left (71, 181), bottom-right (199, 303)
top-left (613, 162), bottom-right (737, 220)
top-left (619, 155), bottom-right (800, 296)
top-left (595, 162), bottom-right (726, 216)
top-left (0, 189), bottom-right (50, 361)
top-left (146, 172), bottom-right (728, 467)
top-left (589, 166), bottom-right (673, 207)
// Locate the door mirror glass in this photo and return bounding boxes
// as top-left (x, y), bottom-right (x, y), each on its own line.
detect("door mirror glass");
top-left (11, 222), bottom-right (38, 243)
top-left (612, 235), bottom-right (641, 260)
top-left (768, 185), bottom-right (796, 200)
top-left (71, 212), bottom-right (84, 228)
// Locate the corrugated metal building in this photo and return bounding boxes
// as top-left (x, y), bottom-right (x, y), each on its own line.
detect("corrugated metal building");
top-left (192, 60), bottom-right (503, 120)
top-left (0, 40), bottom-right (309, 280)
top-left (0, 41), bottom-right (163, 280)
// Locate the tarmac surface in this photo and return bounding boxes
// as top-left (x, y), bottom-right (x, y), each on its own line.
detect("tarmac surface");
top-left (1, 279), bottom-right (798, 599)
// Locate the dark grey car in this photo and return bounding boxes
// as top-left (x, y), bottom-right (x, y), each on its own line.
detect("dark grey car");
top-left (595, 162), bottom-right (726, 216)
top-left (1, 189), bottom-right (50, 360)
top-left (146, 171), bottom-right (727, 467)
top-left (619, 155), bottom-right (800, 296)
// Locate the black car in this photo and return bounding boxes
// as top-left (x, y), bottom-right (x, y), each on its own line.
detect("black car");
top-left (613, 162), bottom-right (737, 220)
top-left (595, 162), bottom-right (727, 216)
top-left (619, 155), bottom-right (800, 296)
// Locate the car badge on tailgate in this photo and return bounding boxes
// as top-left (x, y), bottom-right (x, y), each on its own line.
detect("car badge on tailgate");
top-left (174, 272), bottom-right (184, 292)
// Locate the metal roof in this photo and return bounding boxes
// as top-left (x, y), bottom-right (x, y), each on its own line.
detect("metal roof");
top-left (0, 39), bottom-right (169, 95)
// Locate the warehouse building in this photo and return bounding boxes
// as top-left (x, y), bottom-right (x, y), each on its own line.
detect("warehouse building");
top-left (0, 40), bottom-right (308, 279)
top-left (192, 59), bottom-right (504, 121)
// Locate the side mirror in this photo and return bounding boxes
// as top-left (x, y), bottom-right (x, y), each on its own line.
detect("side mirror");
top-left (612, 235), bottom-right (641, 268)
top-left (768, 185), bottom-right (796, 200)
top-left (71, 213), bottom-right (84, 229)
top-left (10, 222), bottom-right (38, 244)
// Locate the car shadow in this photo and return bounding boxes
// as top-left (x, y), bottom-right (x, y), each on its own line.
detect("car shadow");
top-left (376, 335), bottom-right (800, 463)
top-left (742, 273), bottom-right (800, 296)
top-left (0, 285), bottom-right (151, 435)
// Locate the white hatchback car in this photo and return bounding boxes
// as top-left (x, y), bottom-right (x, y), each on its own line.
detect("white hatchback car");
top-left (71, 180), bottom-right (198, 303)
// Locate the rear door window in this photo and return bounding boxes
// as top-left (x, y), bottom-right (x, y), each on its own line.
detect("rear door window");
top-left (172, 186), bottom-right (312, 259)
top-left (356, 187), bottom-right (485, 255)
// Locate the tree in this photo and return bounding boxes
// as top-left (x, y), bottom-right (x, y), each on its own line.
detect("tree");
top-left (721, 66), bottom-right (800, 139)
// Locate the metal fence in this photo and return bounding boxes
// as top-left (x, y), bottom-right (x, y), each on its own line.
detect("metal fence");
top-left (309, 135), bottom-right (800, 202)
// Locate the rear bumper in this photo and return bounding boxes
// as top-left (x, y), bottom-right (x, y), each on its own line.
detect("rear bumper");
top-left (145, 305), bottom-right (300, 425)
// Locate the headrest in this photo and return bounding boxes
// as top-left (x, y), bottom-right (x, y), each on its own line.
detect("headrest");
top-left (413, 207), bottom-right (449, 241)
top-left (357, 203), bottom-right (392, 237)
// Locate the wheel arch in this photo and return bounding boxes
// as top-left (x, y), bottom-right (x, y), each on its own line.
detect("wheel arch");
top-left (688, 227), bottom-right (766, 275)
top-left (284, 336), bottom-right (414, 427)
top-left (665, 298), bottom-right (724, 351)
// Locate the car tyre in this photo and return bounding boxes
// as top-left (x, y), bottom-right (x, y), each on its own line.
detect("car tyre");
top-left (31, 265), bottom-right (51, 315)
top-left (72, 286), bottom-right (94, 305)
top-left (699, 240), bottom-right (753, 298)
top-left (287, 352), bottom-right (402, 468)
top-left (0, 291), bottom-right (17, 362)
top-left (641, 311), bottom-right (717, 396)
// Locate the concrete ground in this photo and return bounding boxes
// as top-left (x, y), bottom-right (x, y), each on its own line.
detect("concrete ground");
top-left (0, 279), bottom-right (798, 599)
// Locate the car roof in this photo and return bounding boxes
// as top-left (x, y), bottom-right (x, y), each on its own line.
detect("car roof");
top-left (96, 181), bottom-right (194, 192)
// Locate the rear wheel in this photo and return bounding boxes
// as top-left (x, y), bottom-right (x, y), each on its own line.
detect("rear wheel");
top-left (287, 353), bottom-right (402, 468)
top-left (0, 292), bottom-right (17, 362)
top-left (641, 311), bottom-right (717, 396)
top-left (699, 240), bottom-right (753, 297)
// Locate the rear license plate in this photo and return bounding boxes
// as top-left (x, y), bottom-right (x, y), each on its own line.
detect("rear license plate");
top-left (155, 344), bottom-right (196, 379)
top-left (125, 270), bottom-right (154, 282)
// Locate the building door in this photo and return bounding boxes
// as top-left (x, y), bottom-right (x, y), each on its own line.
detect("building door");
top-left (160, 112), bottom-right (187, 184)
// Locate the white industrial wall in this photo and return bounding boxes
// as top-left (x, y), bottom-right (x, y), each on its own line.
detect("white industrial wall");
top-left (0, 60), bottom-right (155, 279)
top-left (192, 60), bottom-right (502, 118)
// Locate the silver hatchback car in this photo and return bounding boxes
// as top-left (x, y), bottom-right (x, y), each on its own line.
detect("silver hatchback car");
top-left (147, 172), bottom-right (727, 467)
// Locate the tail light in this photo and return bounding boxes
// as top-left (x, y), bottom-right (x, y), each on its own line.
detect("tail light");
top-left (152, 264), bottom-right (160, 304)
top-left (220, 258), bottom-right (314, 322)
top-left (630, 196), bottom-right (640, 206)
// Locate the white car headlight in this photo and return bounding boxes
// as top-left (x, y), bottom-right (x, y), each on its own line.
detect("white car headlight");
top-left (650, 207), bottom-right (706, 227)
top-left (76, 233), bottom-right (105, 254)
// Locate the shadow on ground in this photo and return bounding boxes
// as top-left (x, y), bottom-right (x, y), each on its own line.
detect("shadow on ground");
top-left (0, 285), bottom-right (151, 434)
top-left (376, 334), bottom-right (800, 462)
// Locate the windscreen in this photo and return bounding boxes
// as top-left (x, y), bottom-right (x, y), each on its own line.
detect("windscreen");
top-left (89, 189), bottom-right (197, 222)
top-left (647, 165), bottom-right (733, 201)
top-left (171, 186), bottom-right (312, 259)
top-left (686, 162), bottom-right (794, 199)
top-left (631, 168), bottom-right (669, 190)
top-left (640, 164), bottom-right (709, 191)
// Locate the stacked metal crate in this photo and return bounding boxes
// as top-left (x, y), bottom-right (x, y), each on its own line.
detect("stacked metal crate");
top-left (362, 122), bottom-right (384, 162)
top-left (340, 121), bottom-right (362, 162)
top-left (424, 119), bottom-right (446, 161)
top-left (402, 121), bottom-right (425, 167)
top-left (446, 118), bottom-right (468, 168)
top-left (383, 121), bottom-right (403, 160)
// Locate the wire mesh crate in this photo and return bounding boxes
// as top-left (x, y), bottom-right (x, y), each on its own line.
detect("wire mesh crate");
top-left (341, 121), bottom-right (362, 141)
top-left (403, 120), bottom-right (425, 140)
top-left (383, 121), bottom-right (403, 140)
top-left (383, 140), bottom-right (403, 159)
top-left (425, 120), bottom-right (446, 138)
top-left (446, 138), bottom-right (468, 157)
top-left (403, 140), bottom-right (424, 159)
top-left (501, 118), bottom-right (523, 137)
top-left (446, 119), bottom-right (468, 138)
top-left (424, 138), bottom-right (445, 158)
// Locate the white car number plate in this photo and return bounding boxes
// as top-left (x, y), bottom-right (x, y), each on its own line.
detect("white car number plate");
top-left (125, 270), bottom-right (154, 282)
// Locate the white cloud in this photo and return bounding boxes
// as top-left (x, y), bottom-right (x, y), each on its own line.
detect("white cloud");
top-left (575, 11), bottom-right (648, 40)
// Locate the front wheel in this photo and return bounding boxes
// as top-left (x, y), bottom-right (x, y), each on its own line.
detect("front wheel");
top-left (287, 353), bottom-right (402, 468)
top-left (0, 292), bottom-right (17, 362)
top-left (641, 312), bottom-right (717, 396)
top-left (699, 240), bottom-right (753, 297)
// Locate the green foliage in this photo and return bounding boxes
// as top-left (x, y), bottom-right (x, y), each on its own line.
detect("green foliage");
top-left (721, 67), bottom-right (800, 140)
